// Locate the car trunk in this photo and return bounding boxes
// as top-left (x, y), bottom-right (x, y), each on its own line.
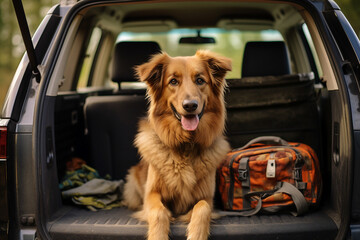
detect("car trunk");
top-left (38, 78), bottom-right (340, 240)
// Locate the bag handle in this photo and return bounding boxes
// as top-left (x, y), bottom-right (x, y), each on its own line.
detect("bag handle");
top-left (233, 136), bottom-right (290, 152)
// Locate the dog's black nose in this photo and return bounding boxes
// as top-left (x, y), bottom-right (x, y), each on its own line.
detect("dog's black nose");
top-left (183, 100), bottom-right (198, 112)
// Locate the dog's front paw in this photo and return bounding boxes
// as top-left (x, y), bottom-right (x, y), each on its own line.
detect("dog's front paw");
top-left (147, 206), bottom-right (171, 240)
top-left (187, 200), bottom-right (211, 240)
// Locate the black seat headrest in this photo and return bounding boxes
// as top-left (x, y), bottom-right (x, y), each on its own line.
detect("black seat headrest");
top-left (241, 41), bottom-right (291, 78)
top-left (111, 41), bottom-right (161, 84)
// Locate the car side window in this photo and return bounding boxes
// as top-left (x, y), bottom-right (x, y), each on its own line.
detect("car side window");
top-left (301, 23), bottom-right (323, 82)
top-left (77, 27), bottom-right (103, 89)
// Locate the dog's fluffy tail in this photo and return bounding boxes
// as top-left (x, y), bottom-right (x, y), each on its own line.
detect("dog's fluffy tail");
top-left (122, 166), bottom-right (145, 210)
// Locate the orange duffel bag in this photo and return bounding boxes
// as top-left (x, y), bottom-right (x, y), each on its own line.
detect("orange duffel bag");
top-left (217, 136), bottom-right (322, 216)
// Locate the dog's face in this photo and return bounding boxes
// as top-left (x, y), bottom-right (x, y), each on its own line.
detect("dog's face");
top-left (161, 54), bottom-right (215, 132)
top-left (136, 50), bottom-right (232, 147)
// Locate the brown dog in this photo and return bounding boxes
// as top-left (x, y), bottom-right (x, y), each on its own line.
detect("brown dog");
top-left (123, 50), bottom-right (232, 240)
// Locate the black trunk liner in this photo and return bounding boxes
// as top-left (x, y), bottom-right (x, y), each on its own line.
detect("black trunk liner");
top-left (48, 206), bottom-right (337, 240)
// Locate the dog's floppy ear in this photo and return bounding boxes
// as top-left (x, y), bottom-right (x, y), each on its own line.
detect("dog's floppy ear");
top-left (135, 52), bottom-right (169, 98)
top-left (196, 50), bottom-right (232, 95)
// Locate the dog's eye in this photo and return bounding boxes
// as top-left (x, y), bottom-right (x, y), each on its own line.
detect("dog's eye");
top-left (169, 79), bottom-right (179, 86)
top-left (196, 77), bottom-right (206, 85)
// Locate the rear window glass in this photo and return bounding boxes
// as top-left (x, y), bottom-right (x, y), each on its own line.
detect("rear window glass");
top-left (116, 28), bottom-right (283, 79)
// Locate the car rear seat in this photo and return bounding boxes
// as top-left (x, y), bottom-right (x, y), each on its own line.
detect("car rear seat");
top-left (241, 41), bottom-right (291, 77)
top-left (225, 41), bottom-right (321, 155)
top-left (84, 41), bottom-right (161, 180)
top-left (112, 41), bottom-right (161, 94)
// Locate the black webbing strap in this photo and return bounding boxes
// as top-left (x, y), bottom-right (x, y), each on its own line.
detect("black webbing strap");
top-left (12, 0), bottom-right (41, 82)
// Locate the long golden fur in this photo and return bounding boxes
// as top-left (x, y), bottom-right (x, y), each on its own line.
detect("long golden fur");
top-left (123, 50), bottom-right (232, 240)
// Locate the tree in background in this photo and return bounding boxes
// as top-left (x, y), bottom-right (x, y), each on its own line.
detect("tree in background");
top-left (0, 0), bottom-right (56, 69)
top-left (0, 0), bottom-right (56, 111)
top-left (336, 0), bottom-right (360, 36)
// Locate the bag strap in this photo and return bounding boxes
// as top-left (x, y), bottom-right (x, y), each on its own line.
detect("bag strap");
top-left (275, 182), bottom-right (309, 216)
top-left (217, 192), bottom-right (263, 217)
top-left (228, 156), bottom-right (251, 209)
top-left (219, 182), bottom-right (309, 217)
top-left (238, 157), bottom-right (250, 208)
top-left (233, 136), bottom-right (290, 152)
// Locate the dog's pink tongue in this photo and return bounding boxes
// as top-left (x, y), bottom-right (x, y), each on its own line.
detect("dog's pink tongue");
top-left (181, 115), bottom-right (199, 131)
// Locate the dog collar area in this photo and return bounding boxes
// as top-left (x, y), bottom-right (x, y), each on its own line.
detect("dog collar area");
top-left (170, 103), bottom-right (205, 122)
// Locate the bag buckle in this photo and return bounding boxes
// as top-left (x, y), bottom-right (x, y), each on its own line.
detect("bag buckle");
top-left (238, 169), bottom-right (248, 181)
top-left (293, 167), bottom-right (302, 181)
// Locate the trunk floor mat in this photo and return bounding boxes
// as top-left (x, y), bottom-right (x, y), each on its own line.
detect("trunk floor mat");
top-left (48, 205), bottom-right (337, 240)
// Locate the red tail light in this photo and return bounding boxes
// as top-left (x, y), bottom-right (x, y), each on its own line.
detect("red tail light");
top-left (0, 127), bottom-right (7, 159)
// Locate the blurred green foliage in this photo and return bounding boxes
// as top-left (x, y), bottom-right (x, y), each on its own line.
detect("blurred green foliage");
top-left (0, 0), bottom-right (359, 113)
top-left (0, 0), bottom-right (57, 113)
top-left (336, 0), bottom-right (360, 37)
